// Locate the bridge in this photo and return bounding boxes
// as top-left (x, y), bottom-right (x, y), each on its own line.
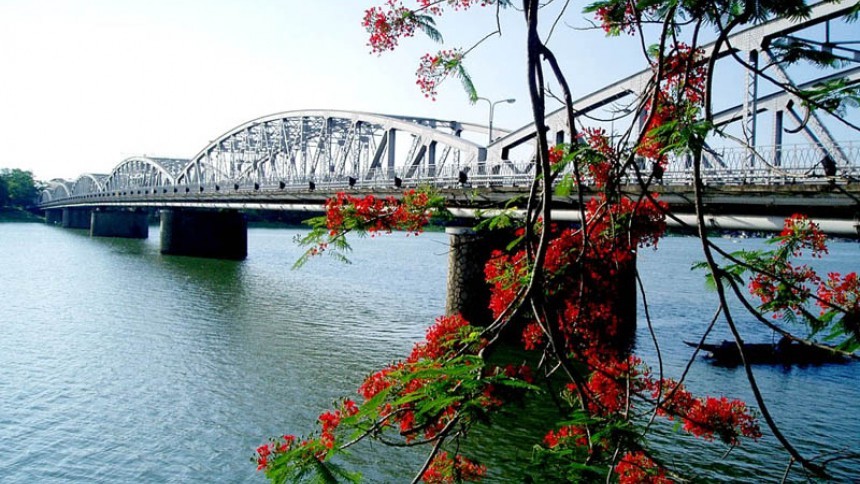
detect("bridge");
top-left (39, 0), bottom-right (860, 262)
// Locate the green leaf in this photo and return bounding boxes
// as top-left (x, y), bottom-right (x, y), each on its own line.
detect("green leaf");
top-left (770, 38), bottom-right (844, 68)
top-left (506, 235), bottom-right (524, 252)
top-left (457, 63), bottom-right (478, 104)
top-left (414, 14), bottom-right (443, 43)
top-left (554, 174), bottom-right (575, 197)
top-left (799, 77), bottom-right (860, 116)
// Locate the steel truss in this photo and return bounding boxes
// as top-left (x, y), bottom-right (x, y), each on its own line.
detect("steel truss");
top-left (39, 3), bottom-right (859, 206)
top-left (175, 110), bottom-right (485, 190)
top-left (493, 1), bottom-right (859, 185)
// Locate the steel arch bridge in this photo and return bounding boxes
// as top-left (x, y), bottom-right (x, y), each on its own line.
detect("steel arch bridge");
top-left (39, 1), bottom-right (860, 231)
top-left (173, 110), bottom-right (488, 190)
top-left (40, 110), bottom-right (495, 206)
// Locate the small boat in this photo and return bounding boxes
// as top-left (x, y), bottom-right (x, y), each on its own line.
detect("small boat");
top-left (684, 339), bottom-right (850, 366)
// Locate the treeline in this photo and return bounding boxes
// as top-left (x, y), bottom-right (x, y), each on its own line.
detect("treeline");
top-left (0, 169), bottom-right (40, 208)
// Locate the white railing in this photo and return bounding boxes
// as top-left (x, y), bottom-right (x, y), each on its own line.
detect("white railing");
top-left (39, 142), bottom-right (860, 206)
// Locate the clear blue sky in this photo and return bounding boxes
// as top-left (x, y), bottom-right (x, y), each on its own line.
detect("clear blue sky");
top-left (1, 1), bottom-right (854, 181)
top-left (0, 0), bottom-right (649, 180)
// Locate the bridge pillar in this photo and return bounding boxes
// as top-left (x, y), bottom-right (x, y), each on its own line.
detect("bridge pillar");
top-left (61, 208), bottom-right (91, 229)
top-left (90, 208), bottom-right (149, 239)
top-left (44, 209), bottom-right (63, 225)
top-left (159, 209), bottom-right (247, 260)
top-left (607, 253), bottom-right (638, 350)
top-left (445, 227), bottom-right (509, 326)
top-left (445, 226), bottom-right (637, 348)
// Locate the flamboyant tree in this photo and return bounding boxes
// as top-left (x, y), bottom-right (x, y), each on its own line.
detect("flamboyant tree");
top-left (257, 1), bottom-right (859, 482)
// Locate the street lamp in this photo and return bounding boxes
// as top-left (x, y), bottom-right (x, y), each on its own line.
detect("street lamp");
top-left (477, 97), bottom-right (515, 145)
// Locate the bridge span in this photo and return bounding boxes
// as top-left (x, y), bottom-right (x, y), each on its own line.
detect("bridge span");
top-left (38, 1), bottom-right (860, 256)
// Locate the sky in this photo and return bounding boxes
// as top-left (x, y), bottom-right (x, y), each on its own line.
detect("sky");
top-left (0, 1), bottom-right (854, 182)
top-left (0, 0), bottom-right (652, 181)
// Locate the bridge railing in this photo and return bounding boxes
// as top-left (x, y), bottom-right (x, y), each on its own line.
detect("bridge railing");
top-left (654, 142), bottom-right (857, 185)
top-left (39, 141), bottom-right (859, 206)
top-left (488, 141), bottom-right (859, 189)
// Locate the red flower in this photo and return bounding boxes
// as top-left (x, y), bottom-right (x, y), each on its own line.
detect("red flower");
top-left (421, 451), bottom-right (486, 483)
top-left (615, 451), bottom-right (670, 484)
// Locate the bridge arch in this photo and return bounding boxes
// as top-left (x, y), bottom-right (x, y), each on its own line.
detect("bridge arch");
top-left (40, 179), bottom-right (73, 203)
top-left (176, 110), bottom-right (486, 188)
top-left (102, 157), bottom-right (184, 193)
top-left (71, 173), bottom-right (108, 197)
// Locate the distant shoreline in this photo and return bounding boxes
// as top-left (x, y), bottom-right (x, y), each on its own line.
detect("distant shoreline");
top-left (0, 208), bottom-right (42, 223)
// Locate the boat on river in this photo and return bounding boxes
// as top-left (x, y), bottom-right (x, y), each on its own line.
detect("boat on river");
top-left (684, 339), bottom-right (850, 366)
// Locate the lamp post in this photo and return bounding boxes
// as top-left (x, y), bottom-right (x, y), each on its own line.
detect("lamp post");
top-left (477, 97), bottom-right (515, 145)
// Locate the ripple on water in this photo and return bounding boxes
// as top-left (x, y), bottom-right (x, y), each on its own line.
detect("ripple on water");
top-left (0, 225), bottom-right (857, 482)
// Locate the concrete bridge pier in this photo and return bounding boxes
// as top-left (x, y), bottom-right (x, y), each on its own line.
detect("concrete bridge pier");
top-left (445, 226), bottom-right (637, 348)
top-left (445, 227), bottom-right (510, 326)
top-left (61, 208), bottom-right (92, 229)
top-left (159, 209), bottom-right (247, 260)
top-left (44, 209), bottom-right (63, 225)
top-left (90, 208), bottom-right (149, 239)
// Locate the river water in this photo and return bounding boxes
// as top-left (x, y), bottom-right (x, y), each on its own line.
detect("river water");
top-left (0, 223), bottom-right (857, 482)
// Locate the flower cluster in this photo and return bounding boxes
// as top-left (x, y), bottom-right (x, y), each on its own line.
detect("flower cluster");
top-left (593, 1), bottom-right (638, 36)
top-left (363, 1), bottom-right (420, 54)
top-left (638, 43), bottom-right (707, 163)
top-left (354, 314), bottom-right (486, 442)
top-left (779, 213), bottom-right (828, 257)
top-left (421, 451), bottom-right (487, 483)
top-left (318, 401), bottom-right (360, 449)
top-left (739, 214), bottom-right (859, 346)
top-left (486, 191), bottom-right (666, 356)
top-left (325, 190), bottom-right (434, 236)
top-left (409, 313), bottom-right (472, 361)
top-left (584, 353), bottom-right (645, 415)
top-left (661, 43), bottom-right (707, 104)
top-left (416, 49), bottom-right (464, 100)
top-left (364, 0), bottom-right (496, 55)
top-left (579, 127), bottom-right (616, 188)
top-left (295, 188), bottom-right (442, 265)
top-left (364, 0), bottom-right (499, 97)
top-left (256, 0), bottom-right (860, 481)
top-left (480, 185), bottom-right (761, 480)
top-left (748, 215), bottom-right (829, 319)
top-left (649, 379), bottom-right (762, 445)
top-left (543, 424), bottom-right (588, 449)
top-left (818, 272), bottom-right (860, 313)
top-left (614, 451), bottom-right (671, 484)
top-left (548, 145), bottom-right (566, 166)
top-left (254, 434), bottom-right (296, 470)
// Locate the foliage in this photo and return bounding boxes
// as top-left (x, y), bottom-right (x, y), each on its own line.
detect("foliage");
top-left (293, 187), bottom-right (447, 268)
top-left (261, 1), bottom-right (859, 482)
top-left (0, 168), bottom-right (40, 208)
top-left (716, 214), bottom-right (860, 354)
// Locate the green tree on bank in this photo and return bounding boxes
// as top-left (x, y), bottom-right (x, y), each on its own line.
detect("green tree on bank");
top-left (0, 168), bottom-right (40, 209)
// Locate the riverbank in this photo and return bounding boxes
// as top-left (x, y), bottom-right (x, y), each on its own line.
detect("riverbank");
top-left (0, 208), bottom-right (42, 223)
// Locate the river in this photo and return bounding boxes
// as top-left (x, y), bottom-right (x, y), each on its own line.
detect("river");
top-left (0, 223), bottom-right (857, 482)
